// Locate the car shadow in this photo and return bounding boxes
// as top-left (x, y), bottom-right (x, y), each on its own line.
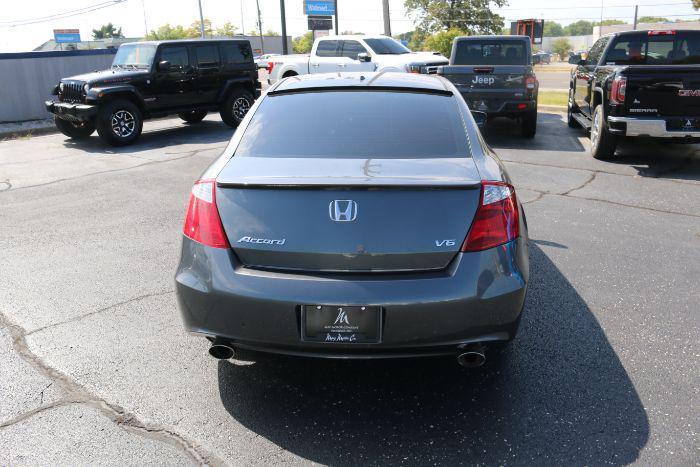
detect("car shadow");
top-left (612, 138), bottom-right (700, 182)
top-left (482, 113), bottom-right (587, 153)
top-left (61, 118), bottom-right (234, 155)
top-left (216, 244), bottom-right (649, 465)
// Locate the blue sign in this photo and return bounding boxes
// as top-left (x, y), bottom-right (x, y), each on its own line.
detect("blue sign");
top-left (54, 31), bottom-right (81, 43)
top-left (304, 0), bottom-right (335, 16)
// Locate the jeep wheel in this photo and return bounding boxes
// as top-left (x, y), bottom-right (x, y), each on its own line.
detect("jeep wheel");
top-left (220, 89), bottom-right (254, 127)
top-left (179, 110), bottom-right (207, 123)
top-left (96, 99), bottom-right (143, 146)
top-left (590, 104), bottom-right (617, 160)
top-left (54, 116), bottom-right (95, 139)
top-left (521, 110), bottom-right (537, 138)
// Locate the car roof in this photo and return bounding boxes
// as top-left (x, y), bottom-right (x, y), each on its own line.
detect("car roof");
top-left (122, 38), bottom-right (249, 47)
top-left (454, 35), bottom-right (531, 41)
top-left (271, 72), bottom-right (450, 93)
top-left (611, 29), bottom-right (699, 37)
top-left (316, 35), bottom-right (393, 41)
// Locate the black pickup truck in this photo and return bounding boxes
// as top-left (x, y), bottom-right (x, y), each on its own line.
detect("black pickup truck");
top-left (438, 35), bottom-right (538, 138)
top-left (568, 29), bottom-right (700, 159)
top-left (46, 39), bottom-right (260, 146)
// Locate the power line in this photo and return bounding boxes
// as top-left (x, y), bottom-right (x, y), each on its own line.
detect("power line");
top-left (0, 0), bottom-right (128, 28)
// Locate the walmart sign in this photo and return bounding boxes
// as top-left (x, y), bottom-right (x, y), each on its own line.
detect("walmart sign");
top-left (304, 0), bottom-right (335, 15)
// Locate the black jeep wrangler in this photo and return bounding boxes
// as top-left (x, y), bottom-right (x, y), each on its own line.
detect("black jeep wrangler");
top-left (46, 39), bottom-right (261, 146)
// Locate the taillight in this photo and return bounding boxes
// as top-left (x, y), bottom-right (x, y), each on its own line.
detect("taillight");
top-left (182, 179), bottom-right (230, 248)
top-left (461, 181), bottom-right (520, 252)
top-left (648, 30), bottom-right (676, 36)
top-left (610, 76), bottom-right (627, 105)
top-left (267, 61), bottom-right (275, 74)
top-left (525, 75), bottom-right (537, 90)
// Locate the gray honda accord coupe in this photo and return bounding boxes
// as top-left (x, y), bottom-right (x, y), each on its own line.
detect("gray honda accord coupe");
top-left (175, 72), bottom-right (529, 367)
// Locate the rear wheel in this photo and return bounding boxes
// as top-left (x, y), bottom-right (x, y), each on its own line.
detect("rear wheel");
top-left (220, 88), bottom-right (254, 128)
top-left (95, 99), bottom-right (143, 146)
top-left (567, 88), bottom-right (579, 128)
top-left (521, 110), bottom-right (537, 138)
top-left (54, 116), bottom-right (95, 139)
top-left (179, 110), bottom-right (207, 123)
top-left (590, 104), bottom-right (617, 159)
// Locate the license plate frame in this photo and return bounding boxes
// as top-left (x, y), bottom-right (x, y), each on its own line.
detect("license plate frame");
top-left (301, 305), bottom-right (382, 344)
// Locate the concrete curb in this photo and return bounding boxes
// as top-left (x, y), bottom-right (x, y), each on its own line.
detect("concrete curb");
top-left (0, 120), bottom-right (57, 140)
top-left (538, 105), bottom-right (566, 113)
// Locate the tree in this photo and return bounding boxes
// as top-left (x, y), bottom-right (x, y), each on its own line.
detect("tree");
top-left (695, 0), bottom-right (700, 10)
top-left (292, 32), bottom-right (313, 53)
top-left (552, 38), bottom-right (572, 60)
top-left (564, 20), bottom-right (594, 36)
top-left (264, 29), bottom-right (280, 36)
top-left (216, 22), bottom-right (239, 37)
top-left (145, 24), bottom-right (188, 40)
top-left (408, 28), bottom-right (428, 51)
top-left (92, 23), bottom-right (123, 39)
top-left (637, 16), bottom-right (670, 23)
top-left (597, 19), bottom-right (625, 26)
top-left (423, 27), bottom-right (467, 57)
top-left (187, 19), bottom-right (213, 38)
top-left (404, 0), bottom-right (507, 36)
top-left (543, 21), bottom-right (564, 37)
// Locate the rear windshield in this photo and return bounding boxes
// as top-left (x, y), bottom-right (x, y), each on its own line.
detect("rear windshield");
top-left (235, 91), bottom-right (469, 159)
top-left (453, 40), bottom-right (528, 65)
top-left (605, 32), bottom-right (700, 65)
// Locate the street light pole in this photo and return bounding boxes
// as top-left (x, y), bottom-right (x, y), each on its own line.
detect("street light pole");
top-left (334, 0), bottom-right (339, 35)
top-left (280, 0), bottom-right (288, 54)
top-left (256, 0), bottom-right (265, 54)
top-left (197, 0), bottom-right (205, 38)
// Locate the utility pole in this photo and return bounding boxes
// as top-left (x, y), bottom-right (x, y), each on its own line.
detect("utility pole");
top-left (598, 0), bottom-right (604, 38)
top-left (256, 0), bottom-right (265, 54)
top-left (633, 5), bottom-right (639, 30)
top-left (334, 0), bottom-right (339, 35)
top-left (141, 0), bottom-right (148, 37)
top-left (382, 0), bottom-right (391, 36)
top-left (197, 0), bottom-right (205, 38)
top-left (240, 0), bottom-right (245, 36)
top-left (280, 0), bottom-right (288, 54)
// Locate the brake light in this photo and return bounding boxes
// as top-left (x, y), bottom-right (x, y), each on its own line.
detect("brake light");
top-left (525, 75), bottom-right (537, 90)
top-left (610, 76), bottom-right (627, 105)
top-left (461, 181), bottom-right (519, 252)
top-left (648, 30), bottom-right (676, 36)
top-left (267, 61), bottom-right (275, 74)
top-left (182, 179), bottom-right (230, 248)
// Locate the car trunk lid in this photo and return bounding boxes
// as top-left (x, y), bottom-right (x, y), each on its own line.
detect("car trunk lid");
top-left (624, 65), bottom-right (700, 117)
top-left (215, 156), bottom-right (482, 272)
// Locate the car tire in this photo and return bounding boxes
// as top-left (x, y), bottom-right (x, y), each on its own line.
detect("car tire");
top-left (521, 109), bottom-right (537, 138)
top-left (54, 116), bottom-right (95, 139)
top-left (220, 88), bottom-right (254, 128)
top-left (95, 99), bottom-right (143, 146)
top-left (179, 110), bottom-right (207, 123)
top-left (567, 88), bottom-right (579, 128)
top-left (590, 104), bottom-right (617, 160)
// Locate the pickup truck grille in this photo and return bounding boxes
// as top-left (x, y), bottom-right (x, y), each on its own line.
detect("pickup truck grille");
top-left (425, 66), bottom-right (439, 74)
top-left (59, 82), bottom-right (85, 103)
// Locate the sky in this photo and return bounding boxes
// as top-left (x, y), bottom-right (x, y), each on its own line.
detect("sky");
top-left (2, 0), bottom-right (700, 52)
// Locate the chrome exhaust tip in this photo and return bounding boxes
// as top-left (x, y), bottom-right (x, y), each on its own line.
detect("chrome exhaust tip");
top-left (456, 344), bottom-right (486, 367)
top-left (209, 341), bottom-right (235, 360)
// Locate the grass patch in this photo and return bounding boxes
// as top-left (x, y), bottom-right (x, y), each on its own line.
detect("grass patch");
top-left (538, 90), bottom-right (568, 107)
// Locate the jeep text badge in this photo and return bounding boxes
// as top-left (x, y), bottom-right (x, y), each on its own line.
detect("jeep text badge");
top-left (329, 200), bottom-right (358, 222)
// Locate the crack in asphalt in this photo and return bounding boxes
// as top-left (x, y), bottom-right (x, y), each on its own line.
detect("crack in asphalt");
top-left (25, 290), bottom-right (175, 337)
top-left (0, 147), bottom-right (218, 195)
top-left (561, 171), bottom-right (597, 196)
top-left (502, 158), bottom-right (699, 186)
top-left (0, 311), bottom-right (221, 466)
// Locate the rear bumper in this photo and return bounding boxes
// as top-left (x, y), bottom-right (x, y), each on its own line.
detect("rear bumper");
top-left (608, 116), bottom-right (700, 138)
top-left (175, 236), bottom-right (529, 359)
top-left (45, 100), bottom-right (97, 122)
top-left (460, 94), bottom-right (537, 116)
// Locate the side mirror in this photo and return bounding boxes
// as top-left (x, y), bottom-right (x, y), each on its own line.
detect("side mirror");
top-left (158, 60), bottom-right (171, 72)
top-left (471, 110), bottom-right (487, 129)
top-left (357, 52), bottom-right (371, 63)
top-left (568, 54), bottom-right (583, 65)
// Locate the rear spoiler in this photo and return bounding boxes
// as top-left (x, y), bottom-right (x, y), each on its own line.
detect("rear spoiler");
top-left (268, 85), bottom-right (452, 97)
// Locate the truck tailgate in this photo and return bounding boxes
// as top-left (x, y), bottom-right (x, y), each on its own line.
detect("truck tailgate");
top-left (625, 65), bottom-right (700, 117)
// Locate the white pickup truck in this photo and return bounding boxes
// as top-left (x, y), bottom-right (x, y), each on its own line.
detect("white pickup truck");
top-left (265, 35), bottom-right (449, 84)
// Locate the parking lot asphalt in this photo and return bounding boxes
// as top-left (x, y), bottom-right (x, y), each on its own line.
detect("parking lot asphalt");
top-left (0, 113), bottom-right (698, 465)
